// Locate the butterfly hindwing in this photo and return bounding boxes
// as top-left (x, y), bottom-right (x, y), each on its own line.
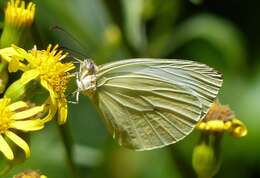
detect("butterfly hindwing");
top-left (93, 59), bottom-right (223, 150)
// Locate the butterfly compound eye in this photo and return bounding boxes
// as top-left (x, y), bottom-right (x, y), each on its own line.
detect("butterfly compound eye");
top-left (86, 61), bottom-right (96, 74)
top-left (89, 63), bottom-right (94, 70)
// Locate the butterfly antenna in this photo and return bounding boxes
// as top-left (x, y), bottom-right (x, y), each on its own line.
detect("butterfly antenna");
top-left (50, 25), bottom-right (89, 55)
top-left (59, 45), bottom-right (88, 59)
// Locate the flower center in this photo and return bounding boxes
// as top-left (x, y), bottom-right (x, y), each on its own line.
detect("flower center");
top-left (41, 71), bottom-right (69, 97)
top-left (49, 74), bottom-right (68, 94)
top-left (26, 45), bottom-right (74, 100)
top-left (0, 108), bottom-right (12, 133)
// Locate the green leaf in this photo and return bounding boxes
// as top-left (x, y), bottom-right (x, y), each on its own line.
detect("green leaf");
top-left (122, 0), bottom-right (147, 52)
top-left (149, 14), bottom-right (246, 71)
top-left (35, 0), bottom-right (127, 62)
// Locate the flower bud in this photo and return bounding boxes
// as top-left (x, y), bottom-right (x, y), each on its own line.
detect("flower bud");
top-left (1, 0), bottom-right (36, 47)
top-left (4, 79), bottom-right (28, 101)
top-left (192, 141), bottom-right (220, 178)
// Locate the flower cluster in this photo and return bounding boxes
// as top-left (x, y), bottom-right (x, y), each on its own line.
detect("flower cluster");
top-left (0, 45), bottom-right (75, 124)
top-left (0, 44), bottom-right (75, 160)
top-left (196, 100), bottom-right (247, 138)
top-left (0, 0), bottom-right (75, 163)
top-left (0, 98), bottom-right (44, 160)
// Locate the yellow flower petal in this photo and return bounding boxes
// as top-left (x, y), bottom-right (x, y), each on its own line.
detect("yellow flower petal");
top-left (223, 121), bottom-right (232, 130)
top-left (197, 120), bottom-right (225, 132)
top-left (0, 47), bottom-right (20, 62)
top-left (42, 101), bottom-right (57, 123)
top-left (10, 119), bottom-right (44, 131)
top-left (40, 80), bottom-right (57, 105)
top-left (206, 120), bottom-right (225, 132)
top-left (230, 118), bottom-right (248, 138)
top-left (64, 63), bottom-right (75, 72)
top-left (232, 127), bottom-right (247, 138)
top-left (0, 134), bottom-right (14, 160)
top-left (0, 98), bottom-right (11, 108)
top-left (11, 105), bottom-right (44, 120)
top-left (57, 101), bottom-right (67, 125)
top-left (196, 122), bottom-right (206, 130)
top-left (6, 101), bottom-right (28, 111)
top-left (5, 131), bottom-right (30, 158)
top-left (8, 58), bottom-right (22, 72)
top-left (20, 69), bottom-right (40, 84)
top-left (12, 45), bottom-right (29, 57)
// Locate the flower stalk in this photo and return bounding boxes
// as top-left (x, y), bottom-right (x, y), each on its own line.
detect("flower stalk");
top-left (0, 162), bottom-right (13, 177)
top-left (192, 133), bottom-right (222, 178)
top-left (58, 124), bottom-right (80, 178)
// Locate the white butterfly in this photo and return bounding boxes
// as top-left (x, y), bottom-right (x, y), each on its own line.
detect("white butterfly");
top-left (75, 58), bottom-right (223, 151)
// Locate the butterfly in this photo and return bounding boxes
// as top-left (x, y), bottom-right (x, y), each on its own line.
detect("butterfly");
top-left (75, 58), bottom-right (223, 151)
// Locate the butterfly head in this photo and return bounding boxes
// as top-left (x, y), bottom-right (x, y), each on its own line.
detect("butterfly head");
top-left (76, 59), bottom-right (97, 95)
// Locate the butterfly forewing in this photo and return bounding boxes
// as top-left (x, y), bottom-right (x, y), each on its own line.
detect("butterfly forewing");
top-left (91, 59), bottom-right (222, 150)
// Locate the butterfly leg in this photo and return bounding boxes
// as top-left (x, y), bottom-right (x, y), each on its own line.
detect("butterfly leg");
top-left (68, 73), bottom-right (81, 104)
top-left (71, 56), bottom-right (83, 63)
top-left (76, 90), bottom-right (80, 103)
top-left (68, 90), bottom-right (80, 104)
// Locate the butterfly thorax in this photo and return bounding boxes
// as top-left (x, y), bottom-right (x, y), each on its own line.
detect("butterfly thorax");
top-left (76, 59), bottom-right (98, 97)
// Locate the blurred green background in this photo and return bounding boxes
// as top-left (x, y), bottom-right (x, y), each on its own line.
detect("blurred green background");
top-left (2, 0), bottom-right (260, 177)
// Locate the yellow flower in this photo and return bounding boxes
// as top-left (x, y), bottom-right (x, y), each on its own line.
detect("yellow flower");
top-left (0, 45), bottom-right (75, 124)
top-left (0, 0), bottom-right (36, 48)
top-left (0, 98), bottom-right (44, 160)
top-left (5, 0), bottom-right (35, 28)
top-left (197, 100), bottom-right (248, 138)
top-left (0, 0), bottom-right (35, 94)
top-left (14, 170), bottom-right (47, 178)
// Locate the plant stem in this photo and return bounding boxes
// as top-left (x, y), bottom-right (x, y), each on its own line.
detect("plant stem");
top-left (170, 146), bottom-right (196, 178)
top-left (58, 123), bottom-right (80, 178)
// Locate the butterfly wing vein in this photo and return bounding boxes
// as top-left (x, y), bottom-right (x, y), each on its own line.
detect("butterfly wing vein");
top-left (93, 59), bottom-right (223, 150)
